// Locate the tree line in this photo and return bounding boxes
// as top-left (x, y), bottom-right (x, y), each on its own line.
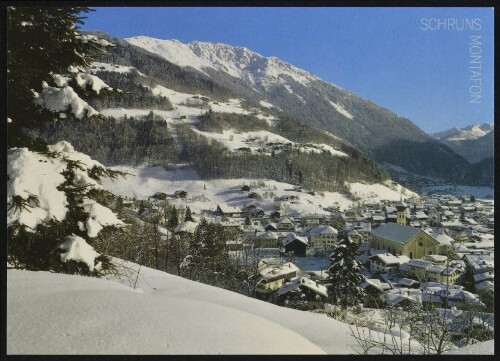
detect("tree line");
top-left (33, 112), bottom-right (178, 166)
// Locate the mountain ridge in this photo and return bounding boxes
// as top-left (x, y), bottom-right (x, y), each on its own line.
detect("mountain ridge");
top-left (430, 123), bottom-right (493, 141)
top-left (60, 31), bottom-right (491, 187)
top-left (429, 123), bottom-right (494, 164)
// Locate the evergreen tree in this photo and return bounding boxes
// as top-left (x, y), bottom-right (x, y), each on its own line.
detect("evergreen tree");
top-left (7, 7), bottom-right (125, 276)
top-left (185, 219), bottom-right (234, 286)
top-left (184, 206), bottom-right (194, 222)
top-left (328, 236), bottom-right (365, 309)
top-left (7, 7), bottom-right (110, 148)
top-left (168, 205), bottom-right (179, 229)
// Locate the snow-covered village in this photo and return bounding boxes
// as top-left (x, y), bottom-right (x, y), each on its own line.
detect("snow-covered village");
top-left (5, 6), bottom-right (495, 356)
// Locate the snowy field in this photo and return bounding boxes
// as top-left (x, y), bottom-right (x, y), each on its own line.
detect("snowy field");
top-left (103, 165), bottom-right (418, 215)
top-left (7, 261), bottom-right (353, 354)
top-left (104, 84), bottom-right (277, 123)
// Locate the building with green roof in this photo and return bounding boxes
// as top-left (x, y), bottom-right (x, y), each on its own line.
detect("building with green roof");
top-left (370, 223), bottom-right (441, 259)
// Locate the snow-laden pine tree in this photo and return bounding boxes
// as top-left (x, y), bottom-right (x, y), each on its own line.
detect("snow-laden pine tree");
top-left (328, 236), bottom-right (366, 309)
top-left (7, 7), bottom-right (126, 275)
top-left (168, 205), bottom-right (179, 229)
top-left (184, 206), bottom-right (194, 222)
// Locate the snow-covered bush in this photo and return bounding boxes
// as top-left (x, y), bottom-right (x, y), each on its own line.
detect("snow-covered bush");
top-left (7, 141), bottom-right (126, 274)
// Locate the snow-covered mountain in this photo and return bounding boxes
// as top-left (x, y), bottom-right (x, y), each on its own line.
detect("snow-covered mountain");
top-left (430, 123), bottom-right (494, 141)
top-left (125, 36), bottom-right (321, 91)
top-left (429, 123), bottom-right (494, 164)
top-left (120, 35), bottom-right (474, 184)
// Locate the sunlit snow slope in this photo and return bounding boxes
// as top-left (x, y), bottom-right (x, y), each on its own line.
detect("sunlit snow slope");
top-left (7, 264), bottom-right (358, 354)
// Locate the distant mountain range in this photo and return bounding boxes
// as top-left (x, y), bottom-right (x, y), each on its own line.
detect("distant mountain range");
top-left (430, 123), bottom-right (494, 164)
top-left (43, 31), bottom-right (492, 187)
top-left (430, 123), bottom-right (493, 142)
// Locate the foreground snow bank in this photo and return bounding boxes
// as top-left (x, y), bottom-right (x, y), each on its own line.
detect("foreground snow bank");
top-left (8, 269), bottom-right (327, 354)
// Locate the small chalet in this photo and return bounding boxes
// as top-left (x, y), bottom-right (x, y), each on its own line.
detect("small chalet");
top-left (174, 190), bottom-right (188, 199)
top-left (368, 253), bottom-right (410, 275)
top-left (255, 259), bottom-right (299, 297)
top-left (399, 259), bottom-right (432, 280)
top-left (301, 214), bottom-right (327, 226)
top-left (360, 278), bottom-right (388, 307)
top-left (426, 265), bottom-right (462, 284)
top-left (215, 204), bottom-right (242, 218)
top-left (241, 185), bottom-right (251, 192)
top-left (275, 276), bottom-right (328, 308)
top-left (306, 225), bottom-right (338, 250)
top-left (150, 192), bottom-right (168, 200)
top-left (383, 292), bottom-right (420, 309)
top-left (276, 217), bottom-right (296, 232)
top-left (282, 233), bottom-right (308, 257)
top-left (254, 231), bottom-right (279, 248)
top-left (263, 222), bottom-right (278, 232)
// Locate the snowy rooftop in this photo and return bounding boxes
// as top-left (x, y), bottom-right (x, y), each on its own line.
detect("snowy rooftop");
top-left (369, 253), bottom-right (410, 265)
top-left (400, 259), bottom-right (432, 269)
top-left (258, 261), bottom-right (300, 281)
top-left (475, 280), bottom-right (494, 291)
top-left (371, 223), bottom-right (421, 245)
top-left (255, 231), bottom-right (279, 240)
top-left (307, 225), bottom-right (338, 236)
top-left (173, 220), bottom-right (198, 234)
top-left (398, 278), bottom-right (419, 287)
top-left (473, 272), bottom-right (494, 283)
top-left (282, 233), bottom-right (308, 247)
top-left (423, 254), bottom-right (448, 263)
top-left (423, 228), bottom-right (453, 246)
top-left (277, 276), bottom-right (328, 298)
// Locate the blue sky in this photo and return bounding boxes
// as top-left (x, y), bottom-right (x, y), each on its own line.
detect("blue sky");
top-left (81, 7), bottom-right (494, 133)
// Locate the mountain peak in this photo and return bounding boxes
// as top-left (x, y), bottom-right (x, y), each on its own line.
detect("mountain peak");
top-left (125, 36), bottom-right (320, 88)
top-left (430, 123), bottom-right (494, 141)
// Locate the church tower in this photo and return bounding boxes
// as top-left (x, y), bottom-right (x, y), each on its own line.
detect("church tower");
top-left (395, 195), bottom-right (408, 226)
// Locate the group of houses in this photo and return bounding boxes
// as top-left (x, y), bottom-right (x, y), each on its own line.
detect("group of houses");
top-left (140, 185), bottom-right (493, 311)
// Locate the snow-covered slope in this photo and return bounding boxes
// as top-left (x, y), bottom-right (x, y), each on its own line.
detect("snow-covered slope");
top-left (430, 123), bottom-right (494, 141)
top-left (102, 164), bottom-right (418, 216)
top-left (88, 61), bottom-right (145, 76)
top-left (125, 36), bottom-right (321, 90)
top-left (7, 264), bottom-right (354, 354)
